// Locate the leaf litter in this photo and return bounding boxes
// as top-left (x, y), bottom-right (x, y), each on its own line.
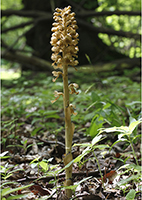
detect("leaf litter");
top-left (1, 73), bottom-right (141, 199)
top-left (1, 125), bottom-right (141, 199)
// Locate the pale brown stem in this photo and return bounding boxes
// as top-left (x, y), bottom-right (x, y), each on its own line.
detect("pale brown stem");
top-left (62, 64), bottom-right (73, 198)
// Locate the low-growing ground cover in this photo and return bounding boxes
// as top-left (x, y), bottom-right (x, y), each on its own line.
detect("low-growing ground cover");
top-left (1, 70), bottom-right (141, 199)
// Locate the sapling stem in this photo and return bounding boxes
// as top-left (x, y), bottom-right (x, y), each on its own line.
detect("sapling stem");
top-left (92, 151), bottom-right (105, 189)
top-left (128, 136), bottom-right (139, 166)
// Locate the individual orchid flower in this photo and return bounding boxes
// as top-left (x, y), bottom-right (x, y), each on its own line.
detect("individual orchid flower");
top-left (51, 91), bottom-right (63, 103)
top-left (52, 71), bottom-right (63, 82)
top-left (69, 104), bottom-right (77, 115)
top-left (69, 83), bottom-right (79, 95)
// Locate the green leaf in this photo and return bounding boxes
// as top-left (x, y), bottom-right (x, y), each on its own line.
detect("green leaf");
top-left (89, 120), bottom-right (104, 138)
top-left (132, 134), bottom-right (141, 141)
top-left (102, 102), bottom-right (111, 110)
top-left (31, 127), bottom-right (42, 136)
top-left (82, 146), bottom-right (91, 155)
top-left (1, 184), bottom-right (33, 196)
top-left (30, 156), bottom-right (40, 164)
top-left (126, 189), bottom-right (136, 200)
top-left (46, 114), bottom-right (60, 119)
top-left (73, 143), bottom-right (90, 148)
top-left (1, 182), bottom-right (18, 187)
top-left (100, 126), bottom-right (128, 134)
top-left (94, 144), bottom-right (110, 150)
top-left (65, 176), bottom-right (92, 190)
top-left (117, 174), bottom-right (139, 186)
top-left (7, 194), bottom-right (29, 200)
top-left (91, 91), bottom-right (100, 102)
top-left (7, 144), bottom-right (24, 149)
top-left (1, 188), bottom-right (11, 197)
top-left (73, 154), bottom-right (85, 163)
top-left (0, 156), bottom-right (10, 160)
top-left (119, 163), bottom-right (142, 172)
top-left (57, 160), bottom-right (74, 174)
top-left (91, 135), bottom-right (102, 146)
top-left (31, 118), bottom-right (40, 125)
top-left (110, 139), bottom-right (128, 151)
top-left (129, 119), bottom-right (142, 133)
top-left (39, 161), bottom-right (48, 171)
top-left (0, 151), bottom-right (9, 157)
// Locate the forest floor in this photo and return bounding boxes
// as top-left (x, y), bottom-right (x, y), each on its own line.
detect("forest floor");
top-left (1, 68), bottom-right (141, 200)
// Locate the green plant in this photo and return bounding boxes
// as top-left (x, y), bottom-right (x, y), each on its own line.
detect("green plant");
top-left (0, 152), bottom-right (33, 200)
top-left (100, 117), bottom-right (141, 165)
top-left (1, 183), bottom-right (33, 200)
top-left (30, 157), bottom-right (57, 175)
top-left (0, 153), bottom-right (24, 181)
top-left (50, 5), bottom-right (79, 198)
top-left (7, 139), bottom-right (34, 155)
top-left (1, 164), bottom-right (24, 181)
top-left (1, 119), bottom-right (21, 149)
top-left (73, 134), bottom-right (109, 188)
top-left (116, 164), bottom-right (142, 199)
top-left (87, 99), bottom-right (126, 138)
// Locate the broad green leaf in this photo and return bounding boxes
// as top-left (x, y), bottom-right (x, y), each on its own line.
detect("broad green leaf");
top-left (39, 161), bottom-right (48, 171)
top-left (31, 118), bottom-right (40, 125)
top-left (73, 143), bottom-right (90, 148)
top-left (129, 119), bottom-right (142, 133)
top-left (102, 102), bottom-right (111, 110)
top-left (82, 146), bottom-right (91, 155)
top-left (73, 154), bottom-right (83, 163)
top-left (92, 135), bottom-right (102, 146)
top-left (46, 114), bottom-right (60, 119)
top-left (1, 188), bottom-right (11, 197)
top-left (0, 151), bottom-right (9, 157)
top-left (119, 164), bottom-right (141, 172)
top-left (117, 174), bottom-right (139, 186)
top-left (93, 144), bottom-right (109, 150)
top-left (126, 189), bottom-right (136, 200)
top-left (31, 127), bottom-right (42, 136)
top-left (99, 126), bottom-right (119, 134)
top-left (89, 121), bottom-right (104, 138)
top-left (129, 116), bottom-right (137, 124)
top-left (102, 126), bottom-right (130, 134)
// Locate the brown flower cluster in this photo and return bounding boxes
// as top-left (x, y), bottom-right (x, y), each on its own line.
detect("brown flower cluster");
top-left (50, 6), bottom-right (79, 70)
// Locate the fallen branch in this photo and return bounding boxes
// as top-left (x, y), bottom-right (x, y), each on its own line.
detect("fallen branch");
top-left (17, 170), bottom-right (103, 183)
top-left (1, 50), bottom-right (52, 71)
top-left (68, 57), bottom-right (141, 73)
